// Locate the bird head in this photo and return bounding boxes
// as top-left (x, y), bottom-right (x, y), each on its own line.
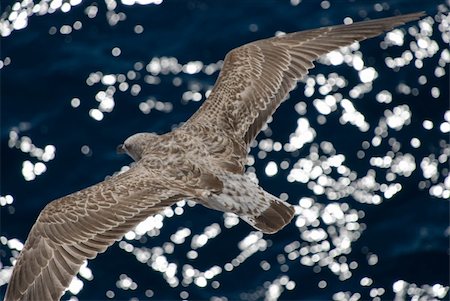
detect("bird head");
top-left (117, 132), bottom-right (157, 161)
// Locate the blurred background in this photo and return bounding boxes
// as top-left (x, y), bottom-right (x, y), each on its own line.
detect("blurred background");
top-left (1, 0), bottom-right (449, 300)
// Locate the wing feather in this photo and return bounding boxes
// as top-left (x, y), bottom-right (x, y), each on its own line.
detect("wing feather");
top-left (185, 12), bottom-right (425, 160)
top-left (4, 163), bottom-right (185, 301)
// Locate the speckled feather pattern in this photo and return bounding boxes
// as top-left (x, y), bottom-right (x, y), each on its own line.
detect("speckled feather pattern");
top-left (4, 12), bottom-right (425, 301)
top-left (203, 172), bottom-right (295, 234)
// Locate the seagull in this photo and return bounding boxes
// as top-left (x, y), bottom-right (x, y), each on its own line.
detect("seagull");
top-left (5, 12), bottom-right (424, 301)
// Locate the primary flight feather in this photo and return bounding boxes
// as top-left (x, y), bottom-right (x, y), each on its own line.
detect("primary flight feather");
top-left (5, 12), bottom-right (425, 301)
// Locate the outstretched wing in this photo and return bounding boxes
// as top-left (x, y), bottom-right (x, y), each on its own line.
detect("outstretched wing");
top-left (186, 12), bottom-right (424, 150)
top-left (5, 163), bottom-right (185, 301)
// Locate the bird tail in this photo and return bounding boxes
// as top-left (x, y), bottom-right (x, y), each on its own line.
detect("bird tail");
top-left (240, 193), bottom-right (295, 234)
top-left (203, 172), bottom-right (295, 234)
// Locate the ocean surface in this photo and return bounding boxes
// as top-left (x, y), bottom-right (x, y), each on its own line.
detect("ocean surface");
top-left (1, 0), bottom-right (449, 300)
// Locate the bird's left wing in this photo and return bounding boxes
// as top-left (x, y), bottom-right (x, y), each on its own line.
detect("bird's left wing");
top-left (5, 162), bottom-right (187, 301)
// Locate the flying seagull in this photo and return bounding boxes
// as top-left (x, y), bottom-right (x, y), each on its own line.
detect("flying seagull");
top-left (5, 12), bottom-right (424, 301)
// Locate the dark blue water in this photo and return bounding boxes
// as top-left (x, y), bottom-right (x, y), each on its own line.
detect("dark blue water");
top-left (1, 0), bottom-right (449, 300)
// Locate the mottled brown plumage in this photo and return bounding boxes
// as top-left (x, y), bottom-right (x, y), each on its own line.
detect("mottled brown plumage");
top-left (5, 12), bottom-right (424, 301)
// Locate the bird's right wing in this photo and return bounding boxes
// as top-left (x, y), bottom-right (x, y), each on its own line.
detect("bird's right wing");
top-left (185, 12), bottom-right (425, 167)
top-left (4, 161), bottom-right (187, 301)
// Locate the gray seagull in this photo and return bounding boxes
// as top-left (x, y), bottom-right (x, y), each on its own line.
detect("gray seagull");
top-left (5, 12), bottom-right (424, 301)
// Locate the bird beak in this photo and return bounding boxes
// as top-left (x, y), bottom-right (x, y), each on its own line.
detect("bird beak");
top-left (116, 144), bottom-right (125, 154)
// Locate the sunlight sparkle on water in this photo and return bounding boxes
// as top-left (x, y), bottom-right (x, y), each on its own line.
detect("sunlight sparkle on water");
top-left (68, 277), bottom-right (84, 295)
top-left (265, 161), bottom-right (278, 177)
top-left (0, 195), bottom-right (14, 207)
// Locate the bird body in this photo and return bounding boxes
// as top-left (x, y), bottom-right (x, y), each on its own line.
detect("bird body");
top-left (5, 12), bottom-right (425, 301)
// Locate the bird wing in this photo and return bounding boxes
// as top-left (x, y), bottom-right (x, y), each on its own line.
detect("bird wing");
top-left (185, 12), bottom-right (424, 158)
top-left (5, 162), bottom-right (187, 301)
